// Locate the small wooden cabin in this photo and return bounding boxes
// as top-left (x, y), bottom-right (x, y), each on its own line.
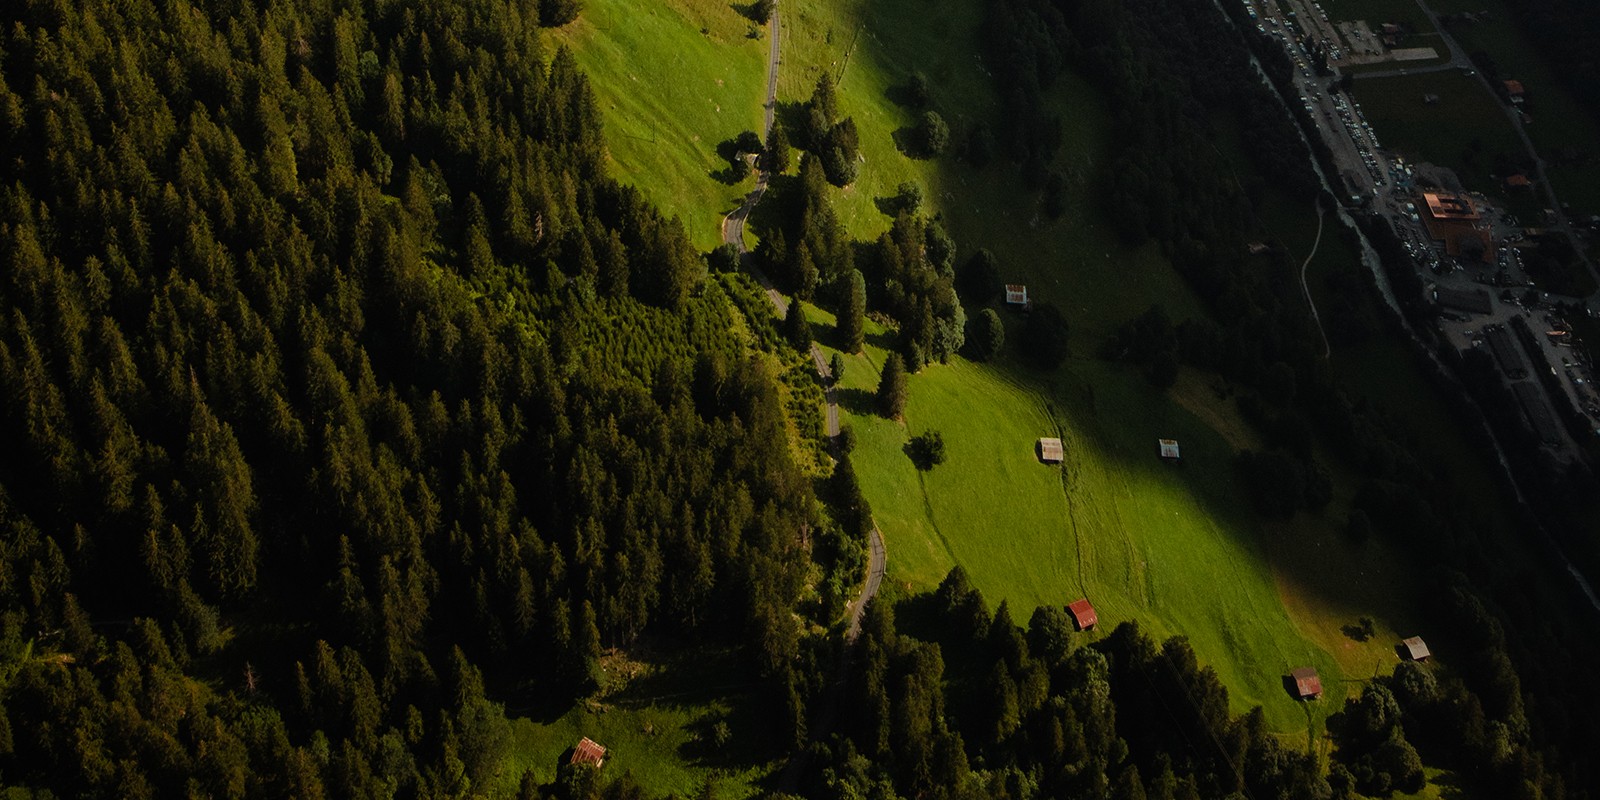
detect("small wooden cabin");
top-left (1290, 667), bottom-right (1322, 700)
top-left (1402, 636), bottom-right (1431, 662)
top-left (569, 737), bottom-right (607, 768)
top-left (1067, 598), bottom-right (1098, 631)
top-left (1037, 437), bottom-right (1065, 463)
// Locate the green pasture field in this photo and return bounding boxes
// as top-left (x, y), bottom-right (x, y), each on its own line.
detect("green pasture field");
top-left (1352, 72), bottom-right (1525, 196)
top-left (552, 0), bottom-right (767, 251)
top-left (1320, 0), bottom-right (1435, 35)
top-left (811, 299), bottom-right (1344, 734)
top-left (555, 0), bottom-right (1542, 764)
top-left (1427, 0), bottom-right (1600, 217)
top-left (496, 648), bottom-right (777, 797)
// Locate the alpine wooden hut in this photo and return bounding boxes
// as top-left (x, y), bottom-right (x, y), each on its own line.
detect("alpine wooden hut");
top-left (1402, 636), bottom-right (1431, 662)
top-left (569, 737), bottom-right (607, 768)
top-left (1037, 437), bottom-right (1065, 464)
top-left (1067, 598), bottom-right (1098, 631)
top-left (1290, 667), bottom-right (1322, 700)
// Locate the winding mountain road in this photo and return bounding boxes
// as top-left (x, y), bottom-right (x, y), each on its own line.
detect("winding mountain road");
top-left (718, 5), bottom-right (885, 641)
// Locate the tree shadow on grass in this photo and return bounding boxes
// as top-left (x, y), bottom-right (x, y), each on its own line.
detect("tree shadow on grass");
top-left (864, 328), bottom-right (898, 355)
top-left (1341, 617), bottom-right (1375, 642)
top-left (836, 387), bottom-right (879, 417)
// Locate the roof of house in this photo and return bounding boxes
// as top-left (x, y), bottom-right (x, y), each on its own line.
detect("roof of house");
top-left (1291, 667), bottom-right (1322, 698)
top-left (1504, 79), bottom-right (1525, 96)
top-left (1402, 636), bottom-right (1431, 661)
top-left (570, 737), bottom-right (607, 767)
top-left (1004, 284), bottom-right (1029, 305)
top-left (1505, 173), bottom-right (1532, 188)
top-left (1158, 439), bottom-right (1181, 459)
top-left (1038, 437), bottom-right (1064, 463)
top-left (1067, 598), bottom-right (1098, 631)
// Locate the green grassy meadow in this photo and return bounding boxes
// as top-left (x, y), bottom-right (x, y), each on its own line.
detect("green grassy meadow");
top-left (1321, 0), bottom-right (1436, 34)
top-left (496, 649), bottom-right (777, 798)
top-left (553, 0), bottom-right (1514, 765)
top-left (552, 0), bottom-right (768, 251)
top-left (1352, 72), bottom-right (1526, 196)
top-left (812, 301), bottom-right (1349, 734)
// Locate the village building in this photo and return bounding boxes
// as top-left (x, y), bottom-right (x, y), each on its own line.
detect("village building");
top-left (1004, 284), bottom-right (1030, 308)
top-left (1418, 190), bottom-right (1494, 262)
top-left (1157, 439), bottom-right (1181, 460)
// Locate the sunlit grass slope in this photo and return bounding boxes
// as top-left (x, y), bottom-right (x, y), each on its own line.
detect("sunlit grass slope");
top-left (562, 0), bottom-right (1471, 741)
top-left (553, 0), bottom-right (767, 250)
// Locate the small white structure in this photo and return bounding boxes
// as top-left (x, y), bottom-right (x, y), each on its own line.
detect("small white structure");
top-left (1004, 284), bottom-right (1029, 308)
top-left (1157, 439), bottom-right (1181, 460)
top-left (1402, 636), bottom-right (1431, 662)
top-left (1037, 437), bottom-right (1064, 463)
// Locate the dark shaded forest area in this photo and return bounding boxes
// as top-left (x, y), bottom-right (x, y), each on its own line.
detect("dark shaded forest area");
top-left (0, 0), bottom-right (831, 795)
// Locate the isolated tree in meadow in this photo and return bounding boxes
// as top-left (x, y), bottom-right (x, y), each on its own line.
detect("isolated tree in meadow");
top-left (972, 308), bottom-right (1005, 361)
top-left (906, 71), bottom-right (931, 108)
top-left (919, 110), bottom-right (950, 157)
top-left (893, 181), bottom-right (923, 215)
top-left (907, 430), bottom-right (945, 470)
top-left (735, 129), bottom-right (763, 155)
top-left (958, 248), bottom-right (1001, 303)
top-left (878, 353), bottom-right (908, 419)
top-left (839, 269), bottom-right (867, 353)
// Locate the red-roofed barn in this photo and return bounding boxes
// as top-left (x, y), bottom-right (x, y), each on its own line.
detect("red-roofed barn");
top-left (1290, 667), bottom-right (1322, 700)
top-left (570, 737), bottom-right (607, 768)
top-left (1067, 598), bottom-right (1098, 631)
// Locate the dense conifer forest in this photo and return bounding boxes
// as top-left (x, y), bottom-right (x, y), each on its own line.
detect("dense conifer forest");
top-left (0, 0), bottom-right (827, 795)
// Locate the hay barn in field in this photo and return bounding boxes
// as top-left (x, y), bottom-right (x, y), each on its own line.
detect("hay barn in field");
top-left (1067, 598), bottom-right (1098, 631)
top-left (1290, 667), bottom-right (1322, 700)
top-left (1037, 437), bottom-right (1064, 463)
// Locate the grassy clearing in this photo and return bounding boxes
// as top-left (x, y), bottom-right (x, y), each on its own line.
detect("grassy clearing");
top-left (1352, 72), bottom-right (1525, 196)
top-left (1321, 0), bottom-right (1436, 34)
top-left (497, 648), bottom-right (777, 798)
top-left (817, 305), bottom-right (1345, 733)
top-left (553, 0), bottom-right (767, 251)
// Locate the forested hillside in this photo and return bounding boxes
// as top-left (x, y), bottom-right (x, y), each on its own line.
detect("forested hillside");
top-left (0, 0), bottom-right (833, 795)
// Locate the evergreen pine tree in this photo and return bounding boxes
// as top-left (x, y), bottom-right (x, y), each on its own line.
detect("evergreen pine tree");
top-left (838, 270), bottom-right (867, 354)
top-left (877, 353), bottom-right (908, 419)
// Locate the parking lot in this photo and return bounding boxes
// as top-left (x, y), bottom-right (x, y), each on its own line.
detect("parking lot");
top-left (1242, 0), bottom-right (1599, 451)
